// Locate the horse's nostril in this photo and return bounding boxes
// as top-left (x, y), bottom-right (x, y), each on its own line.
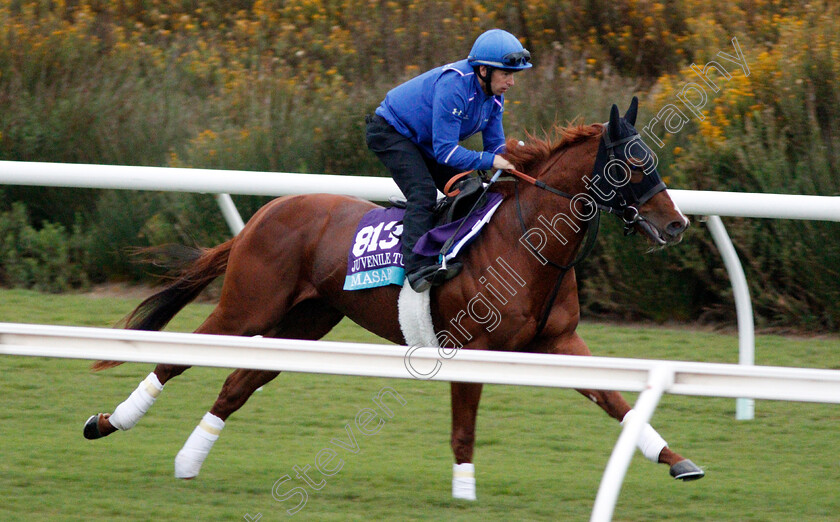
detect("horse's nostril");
top-left (667, 221), bottom-right (686, 235)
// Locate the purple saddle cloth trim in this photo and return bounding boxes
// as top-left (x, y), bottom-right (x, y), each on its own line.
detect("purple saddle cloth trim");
top-left (413, 192), bottom-right (504, 258)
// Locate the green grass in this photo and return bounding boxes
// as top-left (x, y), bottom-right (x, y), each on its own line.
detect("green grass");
top-left (1, 288), bottom-right (839, 521)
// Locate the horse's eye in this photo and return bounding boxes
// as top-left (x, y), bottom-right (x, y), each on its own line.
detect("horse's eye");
top-left (627, 163), bottom-right (644, 172)
top-left (626, 157), bottom-right (646, 172)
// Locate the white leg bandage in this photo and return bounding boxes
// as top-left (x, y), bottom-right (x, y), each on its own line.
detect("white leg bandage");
top-left (621, 409), bottom-right (668, 463)
top-left (108, 372), bottom-right (163, 431)
top-left (452, 463), bottom-right (477, 500)
top-left (174, 412), bottom-right (225, 479)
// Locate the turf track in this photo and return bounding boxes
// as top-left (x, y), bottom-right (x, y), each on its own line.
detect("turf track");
top-left (1, 289), bottom-right (839, 521)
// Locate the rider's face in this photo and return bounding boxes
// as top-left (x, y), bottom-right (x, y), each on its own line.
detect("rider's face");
top-left (481, 67), bottom-right (516, 96)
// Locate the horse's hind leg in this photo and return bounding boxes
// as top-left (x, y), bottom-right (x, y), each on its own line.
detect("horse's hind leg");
top-left (575, 387), bottom-right (704, 476)
top-left (174, 300), bottom-right (344, 479)
top-left (550, 332), bottom-right (704, 481)
top-left (84, 363), bottom-right (191, 439)
top-left (83, 304), bottom-right (258, 441)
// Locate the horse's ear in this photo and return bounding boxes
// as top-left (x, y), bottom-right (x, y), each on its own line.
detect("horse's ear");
top-left (609, 104), bottom-right (621, 140)
top-left (624, 96), bottom-right (638, 126)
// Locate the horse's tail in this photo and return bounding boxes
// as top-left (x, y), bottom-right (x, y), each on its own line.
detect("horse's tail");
top-left (91, 239), bottom-right (234, 372)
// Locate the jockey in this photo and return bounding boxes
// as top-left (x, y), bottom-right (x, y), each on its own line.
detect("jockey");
top-left (366, 29), bottom-right (532, 292)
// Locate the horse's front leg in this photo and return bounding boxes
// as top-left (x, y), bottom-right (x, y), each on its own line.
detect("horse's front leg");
top-left (83, 363), bottom-right (190, 439)
top-left (546, 332), bottom-right (704, 481)
top-left (174, 368), bottom-right (279, 479)
top-left (450, 381), bottom-right (483, 500)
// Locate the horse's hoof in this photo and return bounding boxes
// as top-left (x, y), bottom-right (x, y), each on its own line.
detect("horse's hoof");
top-left (670, 459), bottom-right (705, 481)
top-left (83, 414), bottom-right (113, 440)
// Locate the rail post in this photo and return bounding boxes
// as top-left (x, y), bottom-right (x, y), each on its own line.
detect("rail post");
top-left (591, 365), bottom-right (674, 522)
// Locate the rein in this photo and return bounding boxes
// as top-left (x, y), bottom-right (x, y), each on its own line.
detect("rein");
top-left (511, 174), bottom-right (600, 338)
top-left (507, 168), bottom-right (600, 271)
top-left (505, 122), bottom-right (661, 336)
top-left (507, 167), bottom-right (577, 200)
top-left (435, 166), bottom-right (598, 337)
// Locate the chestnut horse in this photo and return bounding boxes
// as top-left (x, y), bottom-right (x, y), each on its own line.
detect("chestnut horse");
top-left (84, 98), bottom-right (704, 495)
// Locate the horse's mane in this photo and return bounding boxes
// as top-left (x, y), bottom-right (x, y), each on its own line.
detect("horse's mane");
top-left (504, 121), bottom-right (604, 175)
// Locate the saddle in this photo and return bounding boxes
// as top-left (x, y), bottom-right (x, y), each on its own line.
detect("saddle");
top-left (388, 172), bottom-right (487, 226)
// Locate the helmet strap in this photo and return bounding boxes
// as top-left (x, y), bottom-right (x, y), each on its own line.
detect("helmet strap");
top-left (475, 66), bottom-right (494, 96)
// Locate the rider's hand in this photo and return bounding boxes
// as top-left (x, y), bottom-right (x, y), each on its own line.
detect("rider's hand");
top-left (493, 155), bottom-right (515, 171)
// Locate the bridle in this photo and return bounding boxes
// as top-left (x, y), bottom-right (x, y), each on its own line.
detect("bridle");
top-left (503, 123), bottom-right (666, 337)
top-left (442, 124), bottom-right (666, 338)
top-left (596, 124), bottom-right (667, 236)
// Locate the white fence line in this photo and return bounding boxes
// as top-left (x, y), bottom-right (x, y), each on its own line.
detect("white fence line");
top-left (0, 160), bottom-right (402, 200)
top-left (706, 215), bottom-right (755, 420)
top-left (3, 322), bottom-right (840, 402)
top-left (2, 322), bottom-right (840, 521)
top-left (592, 366), bottom-right (671, 522)
top-left (2, 160), bottom-right (839, 220)
top-left (2, 159), bottom-right (839, 423)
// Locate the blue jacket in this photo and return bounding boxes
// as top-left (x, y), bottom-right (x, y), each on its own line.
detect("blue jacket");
top-left (375, 59), bottom-right (505, 171)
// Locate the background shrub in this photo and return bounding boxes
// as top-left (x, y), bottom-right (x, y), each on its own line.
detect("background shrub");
top-left (0, 202), bottom-right (88, 292)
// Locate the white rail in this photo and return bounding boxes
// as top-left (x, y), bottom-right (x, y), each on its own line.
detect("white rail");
top-left (2, 322), bottom-right (840, 521)
top-left (2, 160), bottom-right (838, 519)
top-left (706, 215), bottom-right (755, 420)
top-left (3, 322), bottom-right (839, 402)
top-left (0, 160), bottom-right (402, 200)
top-left (2, 160), bottom-right (839, 220)
top-left (2, 159), bottom-right (839, 422)
top-left (591, 366), bottom-right (672, 522)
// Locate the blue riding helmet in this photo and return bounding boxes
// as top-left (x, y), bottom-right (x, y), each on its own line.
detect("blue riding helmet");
top-left (467, 29), bottom-right (533, 70)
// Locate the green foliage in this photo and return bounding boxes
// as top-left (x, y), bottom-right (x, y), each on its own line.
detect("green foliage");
top-left (0, 202), bottom-right (88, 291)
top-left (84, 190), bottom-right (235, 282)
top-left (645, 4), bottom-right (840, 330)
top-left (578, 221), bottom-right (722, 324)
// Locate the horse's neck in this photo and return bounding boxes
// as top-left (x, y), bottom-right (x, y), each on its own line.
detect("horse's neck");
top-left (534, 136), bottom-right (597, 198)
top-left (505, 139), bottom-right (598, 267)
